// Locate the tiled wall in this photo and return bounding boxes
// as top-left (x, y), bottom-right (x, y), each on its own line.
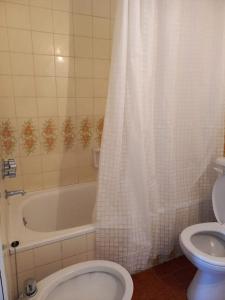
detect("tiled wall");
top-left (10, 232), bottom-right (95, 299)
top-left (0, 176), bottom-right (14, 299)
top-left (0, 0), bottom-right (116, 191)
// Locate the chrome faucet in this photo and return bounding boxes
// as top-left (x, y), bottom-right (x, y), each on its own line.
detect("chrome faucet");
top-left (5, 189), bottom-right (26, 199)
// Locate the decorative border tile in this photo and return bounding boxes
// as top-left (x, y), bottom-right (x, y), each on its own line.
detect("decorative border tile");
top-left (79, 117), bottom-right (92, 148)
top-left (0, 119), bottom-right (16, 157)
top-left (62, 117), bottom-right (75, 150)
top-left (42, 119), bottom-right (57, 153)
top-left (21, 120), bottom-right (38, 155)
top-left (96, 117), bottom-right (104, 147)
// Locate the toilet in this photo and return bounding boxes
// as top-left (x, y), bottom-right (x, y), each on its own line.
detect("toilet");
top-left (180, 158), bottom-right (225, 300)
top-left (29, 260), bottom-right (133, 300)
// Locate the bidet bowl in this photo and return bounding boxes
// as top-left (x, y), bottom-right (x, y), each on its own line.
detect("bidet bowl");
top-left (31, 260), bottom-right (133, 300)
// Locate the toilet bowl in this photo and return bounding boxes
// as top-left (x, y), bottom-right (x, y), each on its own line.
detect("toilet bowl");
top-left (29, 260), bottom-right (133, 300)
top-left (180, 159), bottom-right (225, 300)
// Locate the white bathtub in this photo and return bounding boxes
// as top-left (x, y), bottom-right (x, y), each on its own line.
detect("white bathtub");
top-left (8, 182), bottom-right (96, 253)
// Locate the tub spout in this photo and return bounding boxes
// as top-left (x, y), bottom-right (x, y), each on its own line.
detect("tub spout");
top-left (5, 189), bottom-right (26, 199)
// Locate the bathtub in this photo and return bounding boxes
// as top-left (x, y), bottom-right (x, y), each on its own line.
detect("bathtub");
top-left (8, 182), bottom-right (96, 253)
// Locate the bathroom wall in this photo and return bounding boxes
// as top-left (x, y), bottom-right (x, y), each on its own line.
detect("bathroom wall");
top-left (0, 178), bottom-right (14, 299)
top-left (10, 232), bottom-right (95, 297)
top-left (0, 0), bottom-right (116, 192)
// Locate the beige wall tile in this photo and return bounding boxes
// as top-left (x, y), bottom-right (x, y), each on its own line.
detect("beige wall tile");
top-left (15, 250), bottom-right (34, 273)
top-left (23, 173), bottom-right (43, 191)
top-left (3, 176), bottom-right (23, 190)
top-left (75, 37), bottom-right (92, 58)
top-left (56, 77), bottom-right (75, 97)
top-left (8, 0), bottom-right (29, 4)
top-left (74, 14), bottom-right (92, 37)
top-left (13, 76), bottom-right (35, 97)
top-left (0, 53), bottom-right (11, 75)
top-left (75, 58), bottom-right (93, 78)
top-left (76, 98), bottom-right (93, 115)
top-left (93, 39), bottom-right (110, 59)
top-left (53, 11), bottom-right (73, 34)
top-left (111, 0), bottom-right (118, 19)
top-left (93, 59), bottom-right (110, 78)
top-left (57, 98), bottom-right (76, 116)
top-left (93, 17), bottom-right (110, 39)
top-left (73, 0), bottom-right (92, 15)
top-left (94, 98), bottom-right (106, 115)
top-left (62, 235), bottom-right (87, 258)
top-left (0, 2), bottom-right (7, 27)
top-left (34, 55), bottom-right (55, 76)
top-left (11, 53), bottom-right (34, 75)
top-left (55, 56), bottom-right (75, 77)
top-left (42, 154), bottom-right (62, 172)
top-left (76, 146), bottom-right (93, 167)
top-left (78, 166), bottom-right (96, 182)
top-left (30, 7), bottom-right (53, 32)
top-left (60, 168), bottom-right (78, 186)
top-left (54, 34), bottom-right (74, 56)
top-left (29, 0), bottom-right (52, 9)
top-left (8, 29), bottom-right (32, 53)
top-left (0, 76), bottom-right (13, 96)
top-left (37, 98), bottom-right (58, 116)
top-left (0, 98), bottom-right (15, 118)
top-left (32, 32), bottom-right (54, 55)
top-left (15, 97), bottom-right (37, 117)
top-left (94, 79), bottom-right (108, 97)
top-left (20, 156), bottom-right (42, 174)
top-left (34, 243), bottom-right (61, 266)
top-left (43, 171), bottom-right (61, 188)
top-left (35, 261), bottom-right (62, 281)
top-left (62, 253), bottom-right (87, 267)
top-left (35, 77), bottom-right (56, 97)
top-left (87, 233), bottom-right (95, 250)
top-left (53, 0), bottom-right (73, 12)
top-left (6, 3), bottom-right (30, 29)
top-left (60, 152), bottom-right (77, 169)
top-left (93, 0), bottom-right (110, 18)
top-left (76, 78), bottom-right (93, 97)
top-left (0, 28), bottom-right (9, 51)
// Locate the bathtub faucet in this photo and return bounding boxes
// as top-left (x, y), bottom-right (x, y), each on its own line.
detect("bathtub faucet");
top-left (5, 189), bottom-right (26, 199)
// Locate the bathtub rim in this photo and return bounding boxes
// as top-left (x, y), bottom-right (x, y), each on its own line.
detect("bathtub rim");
top-left (8, 182), bottom-right (96, 254)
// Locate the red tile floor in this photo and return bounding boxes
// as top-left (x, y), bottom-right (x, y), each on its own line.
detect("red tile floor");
top-left (132, 256), bottom-right (196, 300)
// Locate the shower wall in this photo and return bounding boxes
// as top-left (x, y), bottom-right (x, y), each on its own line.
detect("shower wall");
top-left (0, 0), bottom-right (116, 192)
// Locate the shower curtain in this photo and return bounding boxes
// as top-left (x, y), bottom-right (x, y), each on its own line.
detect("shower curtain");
top-left (96, 0), bottom-right (225, 273)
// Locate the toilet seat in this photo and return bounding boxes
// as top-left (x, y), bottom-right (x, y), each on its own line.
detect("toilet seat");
top-left (32, 260), bottom-right (133, 300)
top-left (180, 222), bottom-right (225, 269)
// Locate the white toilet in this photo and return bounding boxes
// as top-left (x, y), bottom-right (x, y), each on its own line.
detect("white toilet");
top-left (180, 158), bottom-right (225, 300)
top-left (29, 260), bottom-right (133, 300)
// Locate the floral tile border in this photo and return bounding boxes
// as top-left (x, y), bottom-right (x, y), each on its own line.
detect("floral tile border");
top-left (0, 116), bottom-right (105, 158)
top-left (21, 120), bottom-right (38, 155)
top-left (42, 118), bottom-right (58, 153)
top-left (0, 119), bottom-right (16, 157)
top-left (62, 117), bottom-right (75, 150)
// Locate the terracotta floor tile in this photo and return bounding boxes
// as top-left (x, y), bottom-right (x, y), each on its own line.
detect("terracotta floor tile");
top-left (152, 259), bottom-right (183, 278)
top-left (132, 256), bottom-right (193, 300)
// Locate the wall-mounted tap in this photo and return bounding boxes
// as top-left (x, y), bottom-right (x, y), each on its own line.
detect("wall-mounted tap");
top-left (2, 159), bottom-right (16, 179)
top-left (5, 190), bottom-right (26, 199)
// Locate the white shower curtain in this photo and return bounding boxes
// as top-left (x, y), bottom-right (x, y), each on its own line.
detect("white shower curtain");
top-left (96, 0), bottom-right (225, 274)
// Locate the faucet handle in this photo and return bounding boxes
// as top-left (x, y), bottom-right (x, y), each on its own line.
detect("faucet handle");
top-left (2, 159), bottom-right (16, 179)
